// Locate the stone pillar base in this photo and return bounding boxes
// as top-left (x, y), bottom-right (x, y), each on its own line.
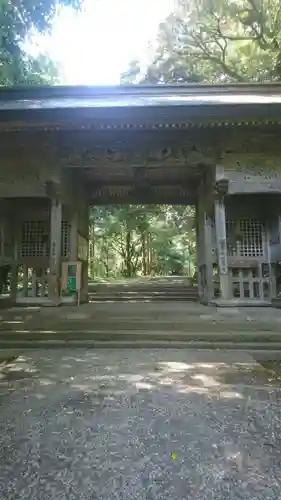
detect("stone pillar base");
top-left (199, 296), bottom-right (211, 306)
top-left (48, 274), bottom-right (61, 305)
top-left (210, 299), bottom-right (271, 307)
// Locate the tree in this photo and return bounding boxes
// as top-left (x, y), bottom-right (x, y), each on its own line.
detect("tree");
top-left (151, 205), bottom-right (196, 276)
top-left (91, 205), bottom-right (160, 278)
top-left (89, 205), bottom-right (196, 280)
top-left (0, 0), bottom-right (81, 85)
top-left (121, 0), bottom-right (281, 84)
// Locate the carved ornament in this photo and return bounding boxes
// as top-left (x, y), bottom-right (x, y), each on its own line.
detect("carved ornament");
top-left (212, 179), bottom-right (229, 198)
top-left (45, 180), bottom-right (62, 199)
top-left (104, 148), bottom-right (128, 163)
top-left (72, 143), bottom-right (214, 168)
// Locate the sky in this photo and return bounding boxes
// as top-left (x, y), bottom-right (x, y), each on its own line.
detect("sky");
top-left (28, 0), bottom-right (174, 85)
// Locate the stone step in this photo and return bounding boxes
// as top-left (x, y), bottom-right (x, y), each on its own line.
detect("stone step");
top-left (0, 320), bottom-right (266, 332)
top-left (89, 295), bottom-right (198, 302)
top-left (3, 340), bottom-right (281, 350)
top-left (89, 288), bottom-right (197, 295)
top-left (1, 330), bottom-right (281, 345)
top-left (2, 319), bottom-right (280, 333)
top-left (88, 285), bottom-right (198, 302)
top-left (88, 291), bottom-right (198, 297)
top-left (89, 285), bottom-right (196, 290)
top-left (4, 340), bottom-right (281, 351)
top-left (89, 279), bottom-right (194, 286)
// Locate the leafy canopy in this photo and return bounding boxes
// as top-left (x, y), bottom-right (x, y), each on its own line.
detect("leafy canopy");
top-left (0, 0), bottom-right (81, 84)
top-left (121, 0), bottom-right (281, 83)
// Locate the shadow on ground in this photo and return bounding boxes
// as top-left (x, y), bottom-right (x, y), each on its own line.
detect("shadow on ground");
top-left (0, 350), bottom-right (281, 499)
top-left (1, 350), bottom-right (280, 397)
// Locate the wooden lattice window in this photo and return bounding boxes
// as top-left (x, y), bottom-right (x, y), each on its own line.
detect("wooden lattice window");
top-left (21, 220), bottom-right (70, 258)
top-left (21, 221), bottom-right (49, 257)
top-left (226, 218), bottom-right (264, 258)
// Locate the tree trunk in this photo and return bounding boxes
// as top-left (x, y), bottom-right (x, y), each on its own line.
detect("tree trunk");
top-left (188, 243), bottom-right (192, 277)
top-left (105, 246), bottom-right (109, 278)
top-left (142, 232), bottom-right (147, 275)
top-left (125, 231), bottom-right (132, 277)
top-left (148, 232), bottom-right (152, 274)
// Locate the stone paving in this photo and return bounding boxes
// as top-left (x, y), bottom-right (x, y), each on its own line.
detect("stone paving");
top-left (2, 301), bottom-right (281, 329)
top-left (1, 302), bottom-right (281, 349)
top-left (0, 348), bottom-right (281, 499)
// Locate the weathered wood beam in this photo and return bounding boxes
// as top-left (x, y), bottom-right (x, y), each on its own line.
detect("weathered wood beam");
top-left (90, 183), bottom-right (198, 205)
top-left (90, 179), bottom-right (199, 189)
top-left (90, 194), bottom-right (196, 205)
top-left (91, 183), bottom-right (198, 194)
top-left (1, 126), bottom-right (281, 169)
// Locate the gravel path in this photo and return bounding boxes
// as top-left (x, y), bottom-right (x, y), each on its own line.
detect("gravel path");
top-left (0, 348), bottom-right (281, 499)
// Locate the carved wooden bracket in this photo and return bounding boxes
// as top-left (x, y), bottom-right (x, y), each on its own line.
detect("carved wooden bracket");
top-left (212, 179), bottom-right (229, 198)
top-left (45, 180), bottom-right (61, 200)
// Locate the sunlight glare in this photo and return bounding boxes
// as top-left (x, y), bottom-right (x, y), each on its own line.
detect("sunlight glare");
top-left (27, 0), bottom-right (174, 84)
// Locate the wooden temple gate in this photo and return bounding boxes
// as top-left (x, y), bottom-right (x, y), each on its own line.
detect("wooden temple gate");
top-left (0, 84), bottom-right (281, 306)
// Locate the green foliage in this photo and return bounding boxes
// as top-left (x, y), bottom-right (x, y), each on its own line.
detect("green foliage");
top-left (0, 0), bottom-right (81, 84)
top-left (121, 0), bottom-right (281, 84)
top-left (151, 205), bottom-right (196, 276)
top-left (89, 205), bottom-right (196, 279)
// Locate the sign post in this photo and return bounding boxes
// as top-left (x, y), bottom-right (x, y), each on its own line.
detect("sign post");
top-left (61, 261), bottom-right (82, 305)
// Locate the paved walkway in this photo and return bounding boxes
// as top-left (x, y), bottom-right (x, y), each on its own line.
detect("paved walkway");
top-left (0, 348), bottom-right (281, 499)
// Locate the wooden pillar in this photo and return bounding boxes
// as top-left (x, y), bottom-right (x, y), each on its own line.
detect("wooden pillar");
top-left (70, 215), bottom-right (78, 260)
top-left (39, 270), bottom-right (45, 298)
top-left (204, 213), bottom-right (214, 301)
top-left (48, 198), bottom-right (62, 303)
top-left (267, 221), bottom-right (277, 299)
top-left (214, 198), bottom-right (229, 300)
top-left (31, 269), bottom-right (37, 297)
top-left (195, 206), bottom-right (203, 297)
top-left (197, 197), bottom-right (214, 302)
top-left (0, 223), bottom-right (4, 259)
top-left (81, 203), bottom-right (89, 303)
top-left (22, 265), bottom-right (28, 297)
top-left (10, 223), bottom-right (19, 302)
top-left (89, 219), bottom-right (95, 279)
top-left (81, 260), bottom-right (89, 302)
top-left (10, 266), bottom-right (18, 301)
